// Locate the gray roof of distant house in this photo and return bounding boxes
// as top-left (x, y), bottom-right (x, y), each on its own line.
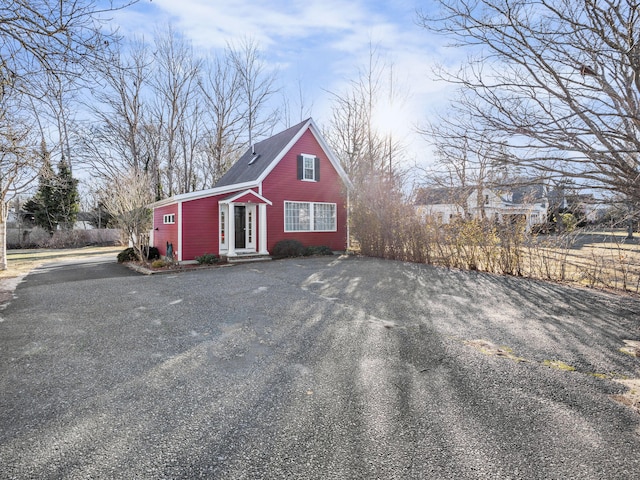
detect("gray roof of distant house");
top-left (414, 186), bottom-right (475, 205)
top-left (215, 119), bottom-right (310, 188)
top-left (416, 182), bottom-right (551, 206)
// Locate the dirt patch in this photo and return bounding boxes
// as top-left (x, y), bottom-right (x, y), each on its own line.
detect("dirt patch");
top-left (542, 359), bottom-right (576, 371)
top-left (463, 339), bottom-right (527, 362)
top-left (620, 340), bottom-right (640, 357)
top-left (612, 378), bottom-right (640, 415)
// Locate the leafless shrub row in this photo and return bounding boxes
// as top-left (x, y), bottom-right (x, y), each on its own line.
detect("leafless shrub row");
top-left (350, 195), bottom-right (640, 294)
top-left (6, 228), bottom-right (123, 249)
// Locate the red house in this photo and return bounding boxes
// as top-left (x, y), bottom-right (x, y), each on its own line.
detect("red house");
top-left (151, 118), bottom-right (351, 262)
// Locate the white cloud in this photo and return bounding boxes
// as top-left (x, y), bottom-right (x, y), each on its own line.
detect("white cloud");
top-left (144, 0), bottom-right (368, 50)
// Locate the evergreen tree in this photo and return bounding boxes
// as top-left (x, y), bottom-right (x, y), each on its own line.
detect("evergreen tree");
top-left (54, 158), bottom-right (80, 230)
top-left (24, 142), bottom-right (56, 233)
top-left (25, 141), bottom-right (79, 233)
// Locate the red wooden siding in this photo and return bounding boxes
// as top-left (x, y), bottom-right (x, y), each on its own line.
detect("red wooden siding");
top-left (181, 196), bottom-right (220, 260)
top-left (153, 204), bottom-right (179, 257)
top-left (232, 191), bottom-right (268, 204)
top-left (261, 129), bottom-right (347, 251)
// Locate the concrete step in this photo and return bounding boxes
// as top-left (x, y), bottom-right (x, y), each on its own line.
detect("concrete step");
top-left (226, 254), bottom-right (272, 264)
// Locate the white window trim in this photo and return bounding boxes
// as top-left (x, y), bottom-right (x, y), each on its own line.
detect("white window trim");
top-left (219, 206), bottom-right (227, 248)
top-left (163, 213), bottom-right (175, 224)
top-left (302, 154), bottom-right (316, 182)
top-left (284, 201), bottom-right (337, 232)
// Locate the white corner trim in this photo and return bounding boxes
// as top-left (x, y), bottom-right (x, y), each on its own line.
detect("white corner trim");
top-left (177, 201), bottom-right (183, 262)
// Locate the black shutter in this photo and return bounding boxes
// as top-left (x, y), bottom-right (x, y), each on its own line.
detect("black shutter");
top-left (297, 155), bottom-right (303, 180)
top-left (314, 157), bottom-right (320, 181)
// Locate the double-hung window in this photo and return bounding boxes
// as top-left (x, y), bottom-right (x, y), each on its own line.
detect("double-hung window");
top-left (285, 201), bottom-right (336, 232)
top-left (297, 154), bottom-right (320, 182)
top-left (303, 156), bottom-right (315, 180)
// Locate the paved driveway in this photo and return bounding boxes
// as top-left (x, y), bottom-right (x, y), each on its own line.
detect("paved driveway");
top-left (1, 255), bottom-right (639, 479)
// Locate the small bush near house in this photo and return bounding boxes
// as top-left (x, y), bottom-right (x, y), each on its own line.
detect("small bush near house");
top-left (151, 259), bottom-right (167, 268)
top-left (304, 245), bottom-right (333, 256)
top-left (272, 239), bottom-right (306, 258)
top-left (117, 247), bottom-right (139, 263)
top-left (146, 246), bottom-right (160, 260)
top-left (195, 253), bottom-right (220, 265)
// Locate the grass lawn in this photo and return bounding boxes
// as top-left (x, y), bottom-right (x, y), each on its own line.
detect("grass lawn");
top-left (526, 229), bottom-right (640, 293)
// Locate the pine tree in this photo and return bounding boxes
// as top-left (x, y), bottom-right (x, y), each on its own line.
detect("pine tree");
top-left (25, 142), bottom-right (56, 234)
top-left (54, 158), bottom-right (80, 230)
top-left (25, 141), bottom-right (79, 233)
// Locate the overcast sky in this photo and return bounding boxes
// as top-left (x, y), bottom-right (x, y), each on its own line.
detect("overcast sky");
top-left (108, 0), bottom-right (457, 169)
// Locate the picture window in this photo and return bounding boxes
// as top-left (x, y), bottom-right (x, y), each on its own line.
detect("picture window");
top-left (284, 201), bottom-right (336, 232)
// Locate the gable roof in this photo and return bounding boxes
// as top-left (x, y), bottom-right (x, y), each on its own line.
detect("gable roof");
top-left (219, 189), bottom-right (272, 205)
top-left (151, 117), bottom-right (351, 208)
top-left (215, 119), bottom-right (311, 188)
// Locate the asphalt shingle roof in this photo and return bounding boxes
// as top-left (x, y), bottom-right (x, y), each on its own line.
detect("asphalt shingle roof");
top-left (215, 119), bottom-right (310, 188)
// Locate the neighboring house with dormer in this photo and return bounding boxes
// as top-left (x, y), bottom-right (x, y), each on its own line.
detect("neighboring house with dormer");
top-left (415, 184), bottom-right (549, 230)
top-left (151, 118), bottom-right (351, 262)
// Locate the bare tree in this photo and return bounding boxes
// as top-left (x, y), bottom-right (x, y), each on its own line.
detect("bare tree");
top-left (0, 105), bottom-right (38, 268)
top-left (176, 99), bottom-right (205, 193)
top-left (81, 37), bottom-right (152, 179)
top-left (102, 170), bottom-right (153, 262)
top-left (418, 102), bottom-right (512, 218)
top-left (28, 74), bottom-right (80, 175)
top-left (150, 26), bottom-right (202, 196)
top-left (0, 1), bottom-right (137, 98)
top-left (198, 53), bottom-right (245, 186)
top-left (418, 0), bottom-right (640, 214)
top-left (0, 0), bottom-right (138, 269)
top-left (281, 78), bottom-right (314, 128)
top-left (229, 38), bottom-right (280, 147)
top-left (324, 45), bottom-right (404, 183)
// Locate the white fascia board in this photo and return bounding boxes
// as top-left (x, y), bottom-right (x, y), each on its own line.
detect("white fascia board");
top-left (308, 119), bottom-right (353, 190)
top-left (254, 118), bottom-right (353, 190)
top-left (255, 118), bottom-right (312, 185)
top-left (219, 188), bottom-right (273, 205)
top-left (150, 181), bottom-right (259, 208)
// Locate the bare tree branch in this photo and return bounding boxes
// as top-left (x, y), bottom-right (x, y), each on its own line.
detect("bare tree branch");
top-left (418, 0), bottom-right (640, 210)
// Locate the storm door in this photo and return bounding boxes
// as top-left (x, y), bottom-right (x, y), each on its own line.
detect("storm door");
top-left (234, 206), bottom-right (246, 249)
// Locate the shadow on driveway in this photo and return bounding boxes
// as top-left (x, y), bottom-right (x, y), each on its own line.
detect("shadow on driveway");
top-left (1, 255), bottom-right (639, 479)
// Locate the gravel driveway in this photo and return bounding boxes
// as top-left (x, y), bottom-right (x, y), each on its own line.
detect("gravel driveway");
top-left (1, 254), bottom-right (639, 479)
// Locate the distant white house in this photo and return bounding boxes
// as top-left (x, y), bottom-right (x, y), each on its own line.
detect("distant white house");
top-left (415, 185), bottom-right (549, 230)
top-left (566, 193), bottom-right (608, 224)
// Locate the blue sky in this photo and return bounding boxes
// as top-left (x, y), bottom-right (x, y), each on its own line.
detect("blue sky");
top-left (108, 0), bottom-right (456, 168)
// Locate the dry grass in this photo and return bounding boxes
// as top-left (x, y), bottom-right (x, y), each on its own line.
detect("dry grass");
top-left (523, 230), bottom-right (640, 293)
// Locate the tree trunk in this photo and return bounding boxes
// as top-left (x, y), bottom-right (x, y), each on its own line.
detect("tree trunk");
top-left (0, 202), bottom-right (8, 271)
